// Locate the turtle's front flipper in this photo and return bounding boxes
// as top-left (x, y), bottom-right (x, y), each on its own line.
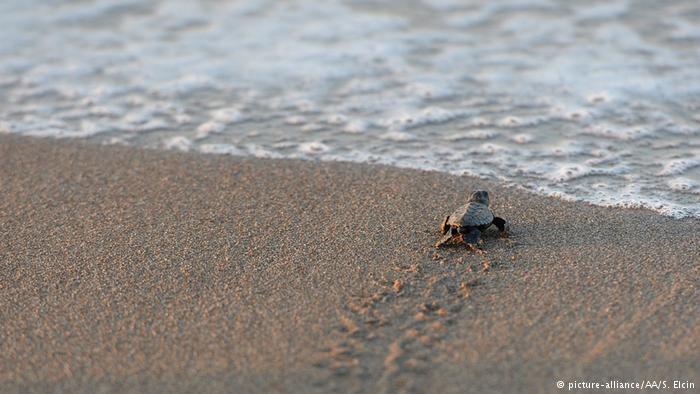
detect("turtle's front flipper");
top-left (435, 231), bottom-right (454, 248)
top-left (492, 217), bottom-right (508, 233)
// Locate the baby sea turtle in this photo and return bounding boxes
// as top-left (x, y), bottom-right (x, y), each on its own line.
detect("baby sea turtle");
top-left (435, 190), bottom-right (508, 250)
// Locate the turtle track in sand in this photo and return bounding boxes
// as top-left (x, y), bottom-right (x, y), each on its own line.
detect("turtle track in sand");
top-left (311, 230), bottom-right (518, 393)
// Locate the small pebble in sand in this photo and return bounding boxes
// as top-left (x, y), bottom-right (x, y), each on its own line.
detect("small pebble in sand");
top-left (392, 279), bottom-right (404, 293)
top-left (339, 316), bottom-right (360, 334)
top-left (404, 358), bottom-right (423, 371)
top-left (459, 283), bottom-right (471, 298)
top-left (429, 321), bottom-right (447, 333)
top-left (419, 302), bottom-right (441, 312)
top-left (459, 280), bottom-right (481, 298)
top-left (405, 328), bottom-right (420, 338)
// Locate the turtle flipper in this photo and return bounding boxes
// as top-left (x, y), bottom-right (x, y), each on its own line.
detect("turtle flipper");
top-left (492, 217), bottom-right (508, 233)
top-left (460, 227), bottom-right (485, 254)
top-left (439, 216), bottom-right (450, 235)
top-left (459, 227), bottom-right (481, 245)
top-left (435, 231), bottom-right (454, 248)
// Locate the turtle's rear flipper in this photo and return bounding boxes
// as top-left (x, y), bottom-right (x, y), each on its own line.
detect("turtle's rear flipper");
top-left (435, 232), bottom-right (454, 248)
top-left (460, 227), bottom-right (485, 254)
top-left (466, 243), bottom-right (486, 255)
top-left (460, 227), bottom-right (481, 245)
top-left (439, 216), bottom-right (450, 235)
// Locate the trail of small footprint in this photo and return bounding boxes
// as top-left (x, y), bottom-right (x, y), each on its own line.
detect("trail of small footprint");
top-left (313, 231), bottom-right (515, 393)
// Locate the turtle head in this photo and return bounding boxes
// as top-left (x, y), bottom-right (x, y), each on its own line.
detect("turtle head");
top-left (468, 190), bottom-right (490, 206)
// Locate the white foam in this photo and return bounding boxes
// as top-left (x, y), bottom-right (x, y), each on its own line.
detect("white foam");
top-left (472, 143), bottom-right (509, 155)
top-left (545, 163), bottom-right (622, 182)
top-left (668, 177), bottom-right (698, 193)
top-left (444, 130), bottom-right (499, 141)
top-left (300, 123), bottom-right (326, 132)
top-left (163, 136), bottom-right (192, 151)
top-left (246, 144), bottom-right (282, 159)
top-left (211, 108), bottom-right (245, 124)
top-left (670, 19), bottom-right (700, 40)
top-left (326, 114), bottom-right (348, 125)
top-left (382, 107), bottom-right (461, 131)
top-left (422, 0), bottom-right (466, 12)
top-left (404, 81), bottom-right (455, 100)
top-left (575, 2), bottom-right (628, 21)
top-left (174, 113), bottom-right (192, 125)
top-left (468, 117), bottom-right (493, 127)
top-left (380, 131), bottom-right (416, 142)
top-left (133, 119), bottom-right (169, 133)
top-left (584, 124), bottom-right (652, 141)
top-left (510, 133), bottom-right (535, 144)
top-left (299, 141), bottom-right (331, 154)
top-left (343, 120), bottom-right (369, 134)
top-left (196, 121), bottom-right (225, 139)
top-left (284, 115), bottom-right (307, 126)
top-left (494, 117), bottom-right (517, 128)
top-left (199, 143), bottom-right (244, 156)
top-left (657, 158), bottom-right (700, 176)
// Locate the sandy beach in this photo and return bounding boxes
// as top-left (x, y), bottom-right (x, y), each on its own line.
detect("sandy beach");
top-left (1, 135), bottom-right (698, 393)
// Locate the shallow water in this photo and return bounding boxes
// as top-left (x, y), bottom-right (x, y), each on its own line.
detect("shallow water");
top-left (1, 0), bottom-right (699, 217)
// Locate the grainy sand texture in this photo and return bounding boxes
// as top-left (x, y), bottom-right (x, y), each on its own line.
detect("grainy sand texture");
top-left (1, 135), bottom-right (698, 393)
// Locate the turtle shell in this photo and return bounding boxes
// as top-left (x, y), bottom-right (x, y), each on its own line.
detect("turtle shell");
top-left (447, 202), bottom-right (494, 227)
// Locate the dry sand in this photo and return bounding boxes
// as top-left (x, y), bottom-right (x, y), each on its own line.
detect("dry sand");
top-left (1, 135), bottom-right (698, 393)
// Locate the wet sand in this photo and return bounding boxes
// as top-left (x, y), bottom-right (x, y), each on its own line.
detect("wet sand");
top-left (1, 135), bottom-right (698, 393)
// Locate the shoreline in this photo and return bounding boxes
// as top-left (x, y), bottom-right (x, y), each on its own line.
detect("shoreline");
top-left (1, 135), bottom-right (698, 393)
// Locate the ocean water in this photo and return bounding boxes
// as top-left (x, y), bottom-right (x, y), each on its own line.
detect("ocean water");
top-left (1, 0), bottom-right (699, 218)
